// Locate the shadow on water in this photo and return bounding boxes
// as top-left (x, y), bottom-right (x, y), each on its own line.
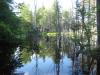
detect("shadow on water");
top-left (0, 41), bottom-right (22, 75)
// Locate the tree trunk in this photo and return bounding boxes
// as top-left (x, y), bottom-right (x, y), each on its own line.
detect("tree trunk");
top-left (97, 0), bottom-right (100, 74)
top-left (97, 0), bottom-right (100, 45)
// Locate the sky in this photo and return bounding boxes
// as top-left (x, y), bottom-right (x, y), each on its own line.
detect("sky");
top-left (14, 0), bottom-right (76, 11)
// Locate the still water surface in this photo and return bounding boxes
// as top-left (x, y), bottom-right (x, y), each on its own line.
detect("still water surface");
top-left (16, 54), bottom-right (72, 75)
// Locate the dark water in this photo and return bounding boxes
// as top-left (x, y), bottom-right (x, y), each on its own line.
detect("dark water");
top-left (0, 34), bottom-right (97, 75)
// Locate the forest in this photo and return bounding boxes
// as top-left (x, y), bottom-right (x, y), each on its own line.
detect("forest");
top-left (0, 0), bottom-right (100, 75)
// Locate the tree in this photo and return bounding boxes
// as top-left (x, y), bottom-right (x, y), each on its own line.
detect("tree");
top-left (96, 0), bottom-right (100, 74)
top-left (0, 0), bottom-right (22, 74)
top-left (18, 3), bottom-right (40, 51)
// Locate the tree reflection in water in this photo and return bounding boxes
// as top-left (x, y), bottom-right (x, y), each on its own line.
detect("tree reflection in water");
top-left (0, 32), bottom-right (96, 75)
top-left (0, 45), bottom-right (22, 75)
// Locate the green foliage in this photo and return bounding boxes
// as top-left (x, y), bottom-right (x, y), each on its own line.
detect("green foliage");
top-left (36, 7), bottom-right (47, 25)
top-left (35, 6), bottom-right (58, 32)
top-left (0, 21), bottom-right (19, 47)
top-left (18, 3), bottom-right (32, 22)
top-left (47, 32), bottom-right (57, 37)
top-left (0, 0), bottom-right (23, 74)
top-left (0, 1), bottom-right (21, 47)
top-left (18, 3), bottom-right (37, 50)
top-left (20, 48), bottom-right (32, 64)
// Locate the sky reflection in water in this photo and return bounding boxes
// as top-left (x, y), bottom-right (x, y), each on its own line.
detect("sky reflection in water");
top-left (16, 54), bottom-right (72, 75)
